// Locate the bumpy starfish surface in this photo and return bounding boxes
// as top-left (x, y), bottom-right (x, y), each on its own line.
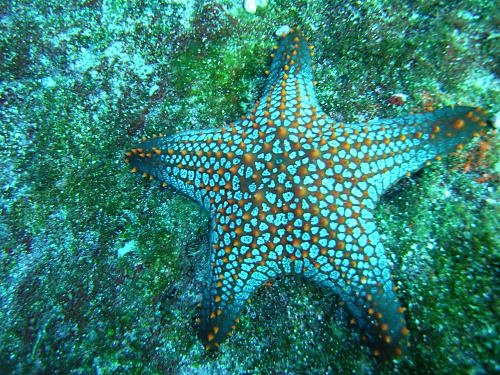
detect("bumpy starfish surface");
top-left (125, 28), bottom-right (489, 357)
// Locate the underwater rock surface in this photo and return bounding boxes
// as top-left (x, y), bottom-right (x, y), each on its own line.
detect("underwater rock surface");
top-left (0, 1), bottom-right (497, 373)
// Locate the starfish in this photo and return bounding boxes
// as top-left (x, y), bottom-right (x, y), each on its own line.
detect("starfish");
top-left (125, 27), bottom-right (489, 358)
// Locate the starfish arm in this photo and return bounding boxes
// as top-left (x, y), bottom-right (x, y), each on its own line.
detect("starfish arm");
top-left (125, 125), bottom-right (247, 210)
top-left (199, 210), bottom-right (283, 349)
top-left (346, 272), bottom-right (407, 359)
top-left (355, 106), bottom-right (489, 197)
top-left (248, 27), bottom-right (323, 125)
top-left (306, 215), bottom-right (407, 357)
top-left (198, 262), bottom-right (265, 351)
top-left (263, 28), bottom-right (317, 105)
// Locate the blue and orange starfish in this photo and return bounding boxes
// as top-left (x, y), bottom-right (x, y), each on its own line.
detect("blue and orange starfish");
top-left (125, 28), bottom-right (489, 358)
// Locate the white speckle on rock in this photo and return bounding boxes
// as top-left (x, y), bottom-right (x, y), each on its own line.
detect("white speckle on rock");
top-left (244, 0), bottom-right (268, 14)
top-left (41, 77), bottom-right (57, 88)
top-left (493, 111), bottom-right (500, 129)
top-left (117, 240), bottom-right (137, 257)
top-left (391, 93), bottom-right (408, 102)
top-left (275, 25), bottom-right (291, 37)
top-left (244, 0), bottom-right (257, 14)
top-left (149, 83), bottom-right (160, 97)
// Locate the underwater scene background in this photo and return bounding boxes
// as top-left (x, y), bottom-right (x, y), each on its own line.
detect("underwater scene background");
top-left (0, 1), bottom-right (498, 373)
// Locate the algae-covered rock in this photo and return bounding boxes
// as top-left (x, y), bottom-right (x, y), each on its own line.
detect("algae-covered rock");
top-left (0, 1), bottom-right (497, 373)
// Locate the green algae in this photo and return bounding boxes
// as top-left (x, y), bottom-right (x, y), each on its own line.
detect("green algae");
top-left (167, 36), bottom-right (269, 131)
top-left (377, 162), bottom-right (498, 372)
top-left (0, 0), bottom-right (498, 373)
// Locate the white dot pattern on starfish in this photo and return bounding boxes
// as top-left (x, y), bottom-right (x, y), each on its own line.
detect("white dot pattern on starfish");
top-left (126, 28), bottom-right (489, 357)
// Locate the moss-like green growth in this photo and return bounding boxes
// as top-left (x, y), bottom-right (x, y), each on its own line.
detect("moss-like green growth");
top-left (376, 144), bottom-right (498, 373)
top-left (166, 36), bottom-right (269, 131)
